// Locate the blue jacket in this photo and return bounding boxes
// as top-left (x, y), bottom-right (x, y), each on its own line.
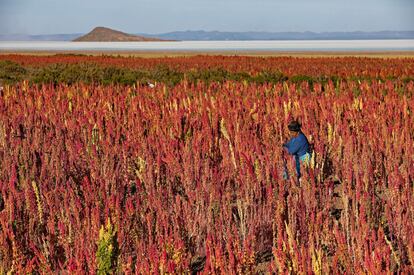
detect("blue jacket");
top-left (283, 132), bottom-right (311, 178)
top-left (283, 132), bottom-right (310, 158)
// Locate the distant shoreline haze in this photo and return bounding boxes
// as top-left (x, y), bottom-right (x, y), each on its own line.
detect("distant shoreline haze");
top-left (0, 28), bottom-right (413, 41)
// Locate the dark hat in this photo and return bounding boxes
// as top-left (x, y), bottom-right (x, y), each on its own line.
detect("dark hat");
top-left (288, 120), bottom-right (301, 132)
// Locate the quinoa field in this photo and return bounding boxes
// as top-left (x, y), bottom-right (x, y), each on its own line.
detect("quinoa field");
top-left (0, 55), bottom-right (413, 273)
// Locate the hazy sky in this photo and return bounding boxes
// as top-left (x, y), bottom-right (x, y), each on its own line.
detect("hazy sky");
top-left (1, 0), bottom-right (413, 34)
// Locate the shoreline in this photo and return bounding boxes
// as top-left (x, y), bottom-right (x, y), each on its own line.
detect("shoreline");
top-left (1, 50), bottom-right (414, 58)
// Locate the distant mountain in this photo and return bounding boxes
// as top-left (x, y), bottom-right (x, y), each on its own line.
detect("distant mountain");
top-left (0, 33), bottom-right (82, 41)
top-left (1, 29), bottom-right (413, 41)
top-left (73, 27), bottom-right (169, 42)
top-left (139, 30), bottom-right (414, 41)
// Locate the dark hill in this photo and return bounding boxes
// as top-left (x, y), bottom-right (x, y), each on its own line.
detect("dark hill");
top-left (73, 27), bottom-right (168, 42)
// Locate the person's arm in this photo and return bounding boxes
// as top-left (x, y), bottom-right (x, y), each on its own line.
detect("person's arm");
top-left (283, 137), bottom-right (301, 155)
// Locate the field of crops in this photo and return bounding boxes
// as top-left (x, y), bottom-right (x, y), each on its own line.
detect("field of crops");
top-left (0, 55), bottom-right (413, 273)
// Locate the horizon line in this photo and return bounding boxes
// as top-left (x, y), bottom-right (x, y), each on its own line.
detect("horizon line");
top-left (2, 29), bottom-right (414, 36)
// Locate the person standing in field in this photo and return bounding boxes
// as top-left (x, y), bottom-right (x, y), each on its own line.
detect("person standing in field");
top-left (283, 120), bottom-right (312, 180)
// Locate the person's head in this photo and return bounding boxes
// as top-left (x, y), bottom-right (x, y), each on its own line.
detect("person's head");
top-left (288, 120), bottom-right (301, 137)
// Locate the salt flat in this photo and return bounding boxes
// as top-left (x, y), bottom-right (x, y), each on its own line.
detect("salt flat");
top-left (1, 40), bottom-right (414, 52)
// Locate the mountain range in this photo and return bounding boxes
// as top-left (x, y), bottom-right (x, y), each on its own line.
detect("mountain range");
top-left (1, 27), bottom-right (413, 41)
top-left (139, 30), bottom-right (414, 41)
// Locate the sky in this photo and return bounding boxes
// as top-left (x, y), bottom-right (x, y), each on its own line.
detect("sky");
top-left (0, 0), bottom-right (413, 35)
